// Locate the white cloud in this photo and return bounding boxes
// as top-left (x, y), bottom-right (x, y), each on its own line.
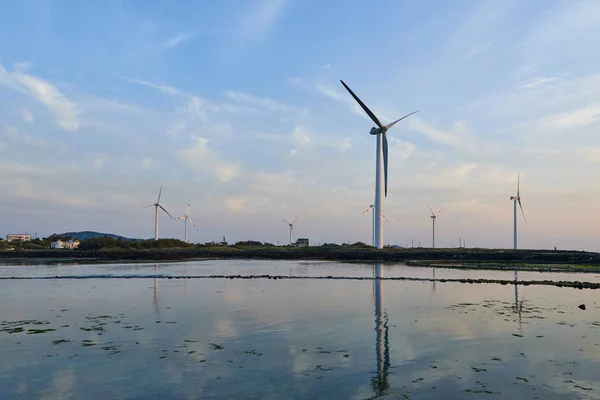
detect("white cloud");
top-left (164, 33), bottom-right (192, 48)
top-left (389, 138), bottom-right (415, 159)
top-left (225, 197), bottom-right (246, 212)
top-left (14, 61), bottom-right (32, 72)
top-left (225, 90), bottom-right (300, 114)
top-left (237, 0), bottom-right (286, 41)
top-left (519, 76), bottom-right (558, 89)
top-left (127, 78), bottom-right (179, 95)
top-left (166, 121), bottom-right (186, 137)
top-left (141, 156), bottom-right (153, 169)
top-left (292, 126), bottom-right (311, 145)
top-left (407, 118), bottom-right (461, 148)
top-left (3, 125), bottom-right (45, 148)
top-left (21, 108), bottom-right (33, 123)
top-left (177, 137), bottom-right (240, 182)
top-left (540, 105), bottom-right (600, 131)
top-left (0, 63), bottom-right (79, 131)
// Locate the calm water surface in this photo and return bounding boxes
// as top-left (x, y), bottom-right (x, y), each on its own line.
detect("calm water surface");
top-left (1, 260), bottom-right (599, 399)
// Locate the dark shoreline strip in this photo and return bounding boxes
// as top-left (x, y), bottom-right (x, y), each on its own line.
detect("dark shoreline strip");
top-left (0, 275), bottom-right (597, 289)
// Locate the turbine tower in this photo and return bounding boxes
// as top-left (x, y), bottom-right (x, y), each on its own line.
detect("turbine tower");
top-left (363, 205), bottom-right (387, 247)
top-left (509, 173), bottom-right (527, 249)
top-left (341, 80), bottom-right (418, 249)
top-left (429, 206), bottom-right (441, 248)
top-left (144, 184), bottom-right (175, 241)
top-left (282, 216), bottom-right (298, 245)
top-left (363, 205), bottom-right (375, 246)
top-left (177, 200), bottom-right (197, 243)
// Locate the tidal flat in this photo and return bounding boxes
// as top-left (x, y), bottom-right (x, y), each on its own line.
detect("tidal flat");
top-left (1, 260), bottom-right (599, 399)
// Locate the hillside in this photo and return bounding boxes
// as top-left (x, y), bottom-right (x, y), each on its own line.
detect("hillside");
top-left (58, 231), bottom-right (133, 241)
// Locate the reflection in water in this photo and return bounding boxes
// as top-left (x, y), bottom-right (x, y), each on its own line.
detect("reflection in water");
top-left (153, 264), bottom-right (160, 321)
top-left (513, 271), bottom-right (525, 334)
top-left (432, 267), bottom-right (437, 292)
top-left (369, 263), bottom-right (390, 398)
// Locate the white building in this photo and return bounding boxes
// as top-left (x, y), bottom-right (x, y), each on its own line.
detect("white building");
top-left (6, 234), bottom-right (31, 242)
top-left (50, 239), bottom-right (80, 249)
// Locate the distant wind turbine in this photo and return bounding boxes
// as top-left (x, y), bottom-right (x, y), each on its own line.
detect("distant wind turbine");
top-left (144, 184), bottom-right (175, 241)
top-left (282, 216), bottom-right (299, 245)
top-left (341, 80), bottom-right (418, 249)
top-left (177, 200), bottom-right (197, 243)
top-left (509, 173), bottom-right (527, 249)
top-left (428, 206), bottom-right (441, 248)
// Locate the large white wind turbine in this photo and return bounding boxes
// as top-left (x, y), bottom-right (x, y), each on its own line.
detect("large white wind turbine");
top-left (282, 216), bottom-right (299, 245)
top-left (341, 80), bottom-right (418, 249)
top-left (144, 184), bottom-right (175, 241)
top-left (509, 173), bottom-right (527, 249)
top-left (363, 204), bottom-right (375, 246)
top-left (177, 200), bottom-right (197, 243)
top-left (428, 206), bottom-right (441, 248)
top-left (363, 204), bottom-right (387, 247)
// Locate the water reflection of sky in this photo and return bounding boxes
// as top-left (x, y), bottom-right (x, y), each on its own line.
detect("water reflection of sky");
top-left (0, 261), bottom-right (599, 399)
top-left (2, 259), bottom-right (600, 284)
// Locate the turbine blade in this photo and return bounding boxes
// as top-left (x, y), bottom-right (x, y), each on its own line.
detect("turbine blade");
top-left (159, 205), bottom-right (175, 220)
top-left (188, 217), bottom-right (196, 226)
top-left (143, 204), bottom-right (155, 208)
top-left (385, 110), bottom-right (419, 130)
top-left (428, 205), bottom-right (435, 216)
top-left (339, 80), bottom-right (383, 129)
top-left (157, 184), bottom-right (163, 203)
top-left (517, 173), bottom-right (520, 197)
top-left (383, 131), bottom-right (389, 197)
top-left (292, 215), bottom-right (299, 224)
top-left (518, 199), bottom-right (527, 222)
top-left (283, 219), bottom-right (291, 225)
top-left (362, 207), bottom-right (372, 214)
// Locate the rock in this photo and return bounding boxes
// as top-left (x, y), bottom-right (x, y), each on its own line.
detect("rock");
top-left (579, 304), bottom-right (586, 310)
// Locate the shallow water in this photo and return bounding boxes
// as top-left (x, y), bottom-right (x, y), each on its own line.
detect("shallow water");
top-left (1, 260), bottom-right (599, 399)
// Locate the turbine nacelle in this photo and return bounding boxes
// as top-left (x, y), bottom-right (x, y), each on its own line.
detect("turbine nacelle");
top-left (370, 127), bottom-right (382, 135)
top-left (510, 196), bottom-right (519, 201)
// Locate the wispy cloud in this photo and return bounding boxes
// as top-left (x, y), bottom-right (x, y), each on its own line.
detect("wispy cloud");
top-left (126, 78), bottom-right (180, 95)
top-left (519, 76), bottom-right (558, 89)
top-left (465, 41), bottom-right (493, 59)
top-left (163, 33), bottom-right (192, 49)
top-left (0, 63), bottom-right (79, 131)
top-left (225, 90), bottom-right (300, 114)
top-left (237, 0), bottom-right (286, 41)
top-left (540, 104), bottom-right (600, 131)
top-left (177, 136), bottom-right (240, 182)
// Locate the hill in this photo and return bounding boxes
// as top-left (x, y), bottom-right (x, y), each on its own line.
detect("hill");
top-left (58, 231), bottom-right (133, 241)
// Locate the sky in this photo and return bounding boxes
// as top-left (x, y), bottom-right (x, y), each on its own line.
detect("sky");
top-left (1, 0), bottom-right (600, 250)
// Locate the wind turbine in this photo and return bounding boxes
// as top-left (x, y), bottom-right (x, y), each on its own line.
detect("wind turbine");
top-left (341, 80), bottom-right (418, 249)
top-left (282, 216), bottom-right (298, 245)
top-left (509, 173), bottom-right (527, 249)
top-left (177, 200), bottom-right (197, 243)
top-left (144, 184), bottom-right (175, 241)
top-left (428, 206), bottom-right (441, 248)
top-left (363, 205), bottom-right (387, 247)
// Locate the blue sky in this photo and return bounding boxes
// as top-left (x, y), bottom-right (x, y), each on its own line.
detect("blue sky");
top-left (2, 0), bottom-right (600, 250)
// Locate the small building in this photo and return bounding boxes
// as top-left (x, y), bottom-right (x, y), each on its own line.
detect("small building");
top-left (296, 238), bottom-right (309, 247)
top-left (50, 239), bottom-right (80, 249)
top-left (6, 234), bottom-right (31, 242)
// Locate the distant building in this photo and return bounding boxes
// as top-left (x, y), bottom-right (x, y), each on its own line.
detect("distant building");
top-left (296, 238), bottom-right (309, 247)
top-left (50, 239), bottom-right (80, 249)
top-left (6, 234), bottom-right (31, 242)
